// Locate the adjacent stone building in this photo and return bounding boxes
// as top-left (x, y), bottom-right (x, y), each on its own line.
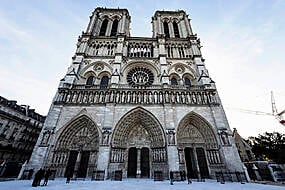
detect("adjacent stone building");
top-left (28, 7), bottom-right (244, 180)
top-left (0, 96), bottom-right (45, 177)
top-left (233, 128), bottom-right (255, 162)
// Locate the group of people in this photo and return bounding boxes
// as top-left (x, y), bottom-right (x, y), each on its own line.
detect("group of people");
top-left (169, 171), bottom-right (192, 185)
top-left (32, 168), bottom-right (52, 187)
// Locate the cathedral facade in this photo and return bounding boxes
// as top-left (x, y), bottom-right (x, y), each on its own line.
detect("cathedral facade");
top-left (28, 7), bottom-right (244, 180)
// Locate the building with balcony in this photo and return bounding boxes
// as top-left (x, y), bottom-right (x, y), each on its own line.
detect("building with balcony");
top-left (28, 7), bottom-right (244, 180)
top-left (0, 96), bottom-right (45, 177)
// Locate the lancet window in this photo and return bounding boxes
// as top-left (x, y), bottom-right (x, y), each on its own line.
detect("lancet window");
top-left (173, 21), bottom-right (180, 38)
top-left (99, 19), bottom-right (109, 36)
top-left (86, 76), bottom-right (95, 85)
top-left (100, 76), bottom-right (109, 88)
top-left (163, 21), bottom-right (170, 38)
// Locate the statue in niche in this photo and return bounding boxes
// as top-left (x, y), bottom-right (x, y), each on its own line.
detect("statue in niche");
top-left (178, 150), bottom-right (184, 163)
top-left (40, 131), bottom-right (51, 145)
top-left (220, 131), bottom-right (230, 145)
top-left (102, 130), bottom-right (110, 145)
top-left (167, 130), bottom-right (175, 145)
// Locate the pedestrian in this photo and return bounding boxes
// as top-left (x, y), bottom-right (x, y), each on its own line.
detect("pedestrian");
top-left (182, 170), bottom-right (186, 181)
top-left (170, 171), bottom-right (174, 185)
top-left (66, 172), bottom-right (71, 184)
top-left (42, 169), bottom-right (51, 186)
top-left (28, 169), bottom-right (34, 180)
top-left (187, 172), bottom-right (192, 184)
top-left (38, 169), bottom-right (45, 186)
top-left (32, 168), bottom-right (43, 187)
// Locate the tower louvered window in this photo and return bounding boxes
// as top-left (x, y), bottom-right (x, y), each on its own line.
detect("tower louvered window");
top-left (163, 21), bottom-right (170, 38)
top-left (99, 19), bottom-right (108, 36)
top-left (173, 22), bottom-right (180, 38)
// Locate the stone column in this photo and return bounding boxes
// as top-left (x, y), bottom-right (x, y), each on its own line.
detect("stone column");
top-left (136, 148), bottom-right (141, 178)
top-left (169, 22), bottom-right (174, 38)
top-left (106, 20), bottom-right (113, 36)
top-left (86, 10), bottom-right (98, 34)
top-left (184, 15), bottom-right (193, 36)
top-left (120, 13), bottom-right (127, 34)
top-left (74, 151), bottom-right (82, 178)
top-left (157, 14), bottom-right (162, 35)
top-left (193, 147), bottom-right (201, 179)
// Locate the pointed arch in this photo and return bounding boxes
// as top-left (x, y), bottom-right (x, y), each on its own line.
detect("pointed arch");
top-left (173, 21), bottom-right (180, 38)
top-left (163, 21), bottom-right (170, 38)
top-left (111, 107), bottom-right (166, 148)
top-left (55, 114), bottom-right (100, 151)
top-left (86, 76), bottom-right (95, 85)
top-left (99, 19), bottom-right (109, 36)
top-left (177, 112), bottom-right (218, 149)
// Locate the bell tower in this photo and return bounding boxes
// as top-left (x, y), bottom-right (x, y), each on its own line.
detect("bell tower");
top-left (152, 10), bottom-right (193, 38)
top-left (86, 7), bottom-right (131, 37)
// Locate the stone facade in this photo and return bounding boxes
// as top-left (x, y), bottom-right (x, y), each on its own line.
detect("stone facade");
top-left (0, 96), bottom-right (45, 177)
top-left (28, 7), bottom-right (244, 180)
top-left (233, 128), bottom-right (255, 162)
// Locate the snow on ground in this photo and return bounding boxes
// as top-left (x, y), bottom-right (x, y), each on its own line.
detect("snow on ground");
top-left (0, 179), bottom-right (284, 190)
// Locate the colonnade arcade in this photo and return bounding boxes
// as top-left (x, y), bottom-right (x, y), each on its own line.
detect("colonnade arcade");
top-left (47, 115), bottom-right (100, 178)
top-left (176, 112), bottom-right (224, 179)
top-left (109, 107), bottom-right (168, 179)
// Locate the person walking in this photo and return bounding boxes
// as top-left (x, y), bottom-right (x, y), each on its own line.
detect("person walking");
top-left (32, 168), bottom-right (43, 187)
top-left (187, 172), bottom-right (192, 184)
top-left (42, 169), bottom-right (51, 186)
top-left (170, 171), bottom-right (174, 185)
top-left (66, 172), bottom-right (71, 184)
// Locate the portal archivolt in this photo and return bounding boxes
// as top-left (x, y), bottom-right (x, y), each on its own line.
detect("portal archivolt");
top-left (48, 115), bottom-right (100, 178)
top-left (109, 107), bottom-right (168, 179)
top-left (177, 112), bottom-right (222, 179)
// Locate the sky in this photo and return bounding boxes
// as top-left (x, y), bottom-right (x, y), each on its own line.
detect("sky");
top-left (0, 0), bottom-right (285, 138)
top-left (1, 178), bottom-right (285, 190)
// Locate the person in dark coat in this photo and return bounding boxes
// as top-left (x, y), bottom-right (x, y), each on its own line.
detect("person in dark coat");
top-left (170, 171), bottom-right (174, 185)
top-left (38, 169), bottom-right (45, 186)
top-left (187, 172), bottom-right (192, 184)
top-left (32, 168), bottom-right (43, 187)
top-left (42, 169), bottom-right (51, 186)
top-left (66, 171), bottom-right (71, 184)
top-left (28, 169), bottom-right (34, 180)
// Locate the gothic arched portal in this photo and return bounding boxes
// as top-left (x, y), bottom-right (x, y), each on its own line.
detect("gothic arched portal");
top-left (48, 115), bottom-right (100, 178)
top-left (109, 107), bottom-right (168, 179)
top-left (177, 112), bottom-right (223, 179)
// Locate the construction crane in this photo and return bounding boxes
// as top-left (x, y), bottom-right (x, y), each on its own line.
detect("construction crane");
top-left (227, 91), bottom-right (285, 126)
top-left (271, 91), bottom-right (285, 125)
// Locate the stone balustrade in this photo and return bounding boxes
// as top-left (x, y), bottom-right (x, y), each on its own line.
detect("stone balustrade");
top-left (55, 84), bottom-right (219, 106)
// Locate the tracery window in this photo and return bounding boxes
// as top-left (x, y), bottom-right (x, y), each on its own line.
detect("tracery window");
top-left (86, 76), bottom-right (95, 85)
top-left (110, 19), bottom-right (118, 36)
top-left (99, 19), bottom-right (108, 36)
top-left (171, 77), bottom-right (178, 85)
top-left (127, 67), bottom-right (154, 88)
top-left (184, 77), bottom-right (191, 87)
top-left (173, 22), bottom-right (180, 38)
top-left (163, 21), bottom-right (170, 38)
top-left (100, 76), bottom-right (109, 88)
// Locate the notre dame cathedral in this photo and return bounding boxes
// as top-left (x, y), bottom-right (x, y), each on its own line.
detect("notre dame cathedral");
top-left (28, 7), bottom-right (244, 180)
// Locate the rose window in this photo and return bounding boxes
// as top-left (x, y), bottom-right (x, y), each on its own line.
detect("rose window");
top-left (127, 67), bottom-right (154, 87)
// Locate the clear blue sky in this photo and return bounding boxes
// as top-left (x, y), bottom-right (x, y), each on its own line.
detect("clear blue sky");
top-left (0, 0), bottom-right (285, 138)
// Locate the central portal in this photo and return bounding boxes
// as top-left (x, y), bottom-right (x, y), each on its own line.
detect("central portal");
top-left (127, 147), bottom-right (150, 178)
